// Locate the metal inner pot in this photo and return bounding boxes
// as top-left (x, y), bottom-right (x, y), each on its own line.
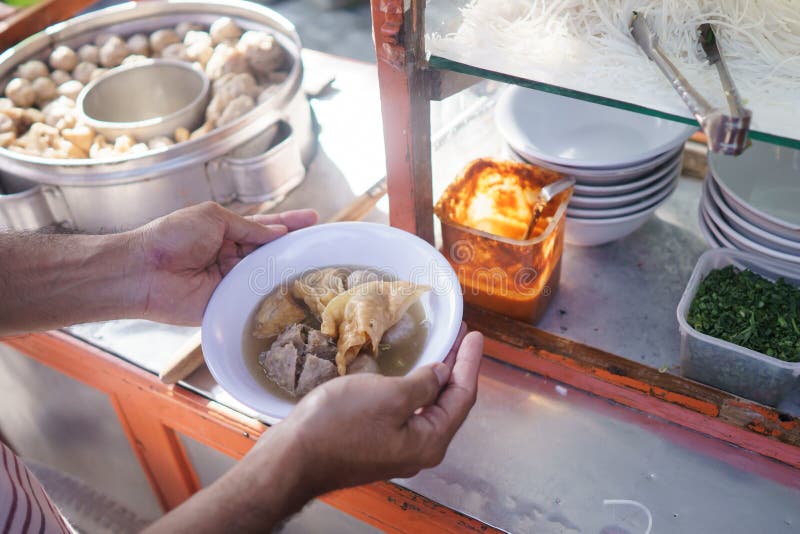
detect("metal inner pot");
top-left (79, 59), bottom-right (211, 142)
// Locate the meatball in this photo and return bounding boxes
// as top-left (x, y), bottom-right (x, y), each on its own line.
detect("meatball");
top-left (50, 70), bottom-right (71, 86)
top-left (237, 31), bottom-right (285, 75)
top-left (176, 22), bottom-right (203, 40)
top-left (149, 29), bottom-right (180, 55)
top-left (206, 72), bottom-right (258, 124)
top-left (94, 33), bottom-right (115, 47)
top-left (184, 31), bottom-right (213, 65)
top-left (5, 78), bottom-right (36, 108)
top-left (78, 44), bottom-right (100, 64)
top-left (16, 60), bottom-right (49, 81)
top-left (57, 80), bottom-right (83, 101)
top-left (49, 46), bottom-right (79, 72)
top-left (32, 77), bottom-right (58, 106)
top-left (217, 94), bottom-right (254, 126)
top-left (160, 43), bottom-right (189, 62)
top-left (126, 33), bottom-right (150, 56)
top-left (210, 17), bottom-right (242, 45)
top-left (205, 43), bottom-right (248, 80)
top-left (121, 55), bottom-right (149, 67)
top-left (99, 36), bottom-right (129, 68)
top-left (72, 62), bottom-right (97, 85)
top-left (42, 96), bottom-right (77, 130)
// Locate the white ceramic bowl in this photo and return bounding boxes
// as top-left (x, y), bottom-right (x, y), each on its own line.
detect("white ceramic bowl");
top-left (573, 155), bottom-right (682, 197)
top-left (702, 183), bottom-right (800, 264)
top-left (201, 222), bottom-right (464, 420)
top-left (709, 140), bottom-right (800, 240)
top-left (496, 86), bottom-right (696, 168)
top-left (697, 204), bottom-right (724, 248)
top-left (705, 175), bottom-right (800, 254)
top-left (565, 200), bottom-right (666, 246)
top-left (570, 162), bottom-right (679, 209)
top-left (566, 173), bottom-right (678, 219)
top-left (508, 143), bottom-right (684, 186)
top-left (700, 202), bottom-right (735, 248)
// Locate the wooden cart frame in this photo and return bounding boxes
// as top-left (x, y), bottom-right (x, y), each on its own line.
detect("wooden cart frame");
top-left (1, 1), bottom-right (799, 532)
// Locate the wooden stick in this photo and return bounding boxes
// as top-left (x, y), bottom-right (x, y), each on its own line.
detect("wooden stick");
top-left (159, 331), bottom-right (203, 384)
top-left (328, 177), bottom-right (387, 222)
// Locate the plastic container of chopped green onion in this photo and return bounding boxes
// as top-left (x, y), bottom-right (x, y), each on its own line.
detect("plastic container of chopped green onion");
top-left (677, 248), bottom-right (800, 407)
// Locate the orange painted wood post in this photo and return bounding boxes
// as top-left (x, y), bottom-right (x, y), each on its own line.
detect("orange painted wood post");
top-left (109, 394), bottom-right (201, 511)
top-left (370, 0), bottom-right (434, 243)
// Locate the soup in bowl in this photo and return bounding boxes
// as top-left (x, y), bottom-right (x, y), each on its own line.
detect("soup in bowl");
top-left (201, 222), bottom-right (463, 420)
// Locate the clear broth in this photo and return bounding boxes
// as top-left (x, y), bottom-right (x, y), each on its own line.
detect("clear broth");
top-left (243, 266), bottom-right (429, 399)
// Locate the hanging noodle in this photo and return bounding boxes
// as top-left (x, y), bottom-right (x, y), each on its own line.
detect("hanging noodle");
top-left (426, 0), bottom-right (800, 141)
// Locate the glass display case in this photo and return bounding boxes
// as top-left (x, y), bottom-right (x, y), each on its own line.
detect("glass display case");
top-left (368, 0), bottom-right (800, 472)
top-left (424, 0), bottom-right (800, 149)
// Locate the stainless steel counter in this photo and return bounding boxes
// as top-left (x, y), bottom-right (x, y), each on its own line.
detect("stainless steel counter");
top-left (66, 52), bottom-right (800, 532)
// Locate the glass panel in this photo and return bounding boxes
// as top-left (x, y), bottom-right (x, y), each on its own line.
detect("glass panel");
top-left (425, 0), bottom-right (800, 150)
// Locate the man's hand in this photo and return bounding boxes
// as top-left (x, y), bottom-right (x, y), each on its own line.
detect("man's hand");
top-left (0, 202), bottom-right (317, 336)
top-left (269, 323), bottom-right (482, 492)
top-left (135, 202), bottom-right (317, 325)
top-left (146, 326), bottom-right (484, 534)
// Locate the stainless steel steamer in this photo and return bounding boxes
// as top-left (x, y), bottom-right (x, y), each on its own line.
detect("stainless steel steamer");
top-left (0, 0), bottom-right (315, 232)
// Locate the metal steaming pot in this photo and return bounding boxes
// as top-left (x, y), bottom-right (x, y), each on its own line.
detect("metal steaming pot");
top-left (0, 0), bottom-right (316, 232)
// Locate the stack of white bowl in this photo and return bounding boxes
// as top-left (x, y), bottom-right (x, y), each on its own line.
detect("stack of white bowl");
top-left (495, 86), bottom-right (696, 246)
top-left (700, 140), bottom-right (800, 264)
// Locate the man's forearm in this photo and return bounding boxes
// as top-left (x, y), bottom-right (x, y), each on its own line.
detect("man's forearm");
top-left (145, 424), bottom-right (317, 533)
top-left (0, 231), bottom-right (148, 336)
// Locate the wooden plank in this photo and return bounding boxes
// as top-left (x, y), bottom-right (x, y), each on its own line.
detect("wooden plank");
top-left (322, 483), bottom-right (498, 534)
top-left (0, 0), bottom-right (96, 50)
top-left (2, 332), bottom-right (498, 532)
top-left (465, 304), bottom-right (800, 468)
top-left (370, 0), bottom-right (434, 243)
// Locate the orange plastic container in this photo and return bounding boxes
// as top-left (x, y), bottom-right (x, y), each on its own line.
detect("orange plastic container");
top-left (434, 158), bottom-right (572, 323)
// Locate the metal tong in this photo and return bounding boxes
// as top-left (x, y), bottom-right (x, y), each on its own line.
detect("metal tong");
top-left (630, 12), bottom-right (752, 155)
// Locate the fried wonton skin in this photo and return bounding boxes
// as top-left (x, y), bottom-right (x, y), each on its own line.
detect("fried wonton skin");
top-left (291, 267), bottom-right (348, 318)
top-left (252, 291), bottom-right (306, 339)
top-left (346, 269), bottom-right (383, 289)
top-left (320, 280), bottom-right (430, 375)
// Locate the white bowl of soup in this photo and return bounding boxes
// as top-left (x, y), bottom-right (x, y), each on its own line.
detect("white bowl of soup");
top-left (201, 222), bottom-right (464, 420)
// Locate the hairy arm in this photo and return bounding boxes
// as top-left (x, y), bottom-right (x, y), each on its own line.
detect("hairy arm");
top-left (0, 231), bottom-right (147, 336)
top-left (143, 424), bottom-right (312, 533)
top-left (0, 202), bottom-right (318, 336)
